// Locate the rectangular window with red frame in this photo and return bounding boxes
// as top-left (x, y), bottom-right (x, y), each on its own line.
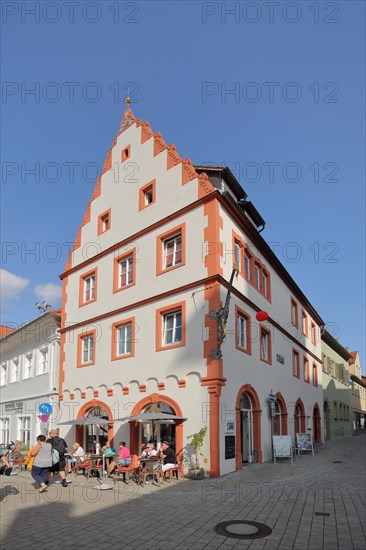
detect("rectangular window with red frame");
top-left (78, 330), bottom-right (96, 367)
top-left (244, 248), bottom-right (252, 281)
top-left (111, 318), bottom-right (135, 360)
top-left (291, 298), bottom-right (299, 327)
top-left (157, 224), bottom-right (186, 275)
top-left (310, 322), bottom-right (317, 345)
top-left (156, 302), bottom-right (186, 351)
top-left (260, 326), bottom-right (272, 364)
top-left (302, 310), bottom-right (308, 337)
top-left (79, 269), bottom-right (97, 307)
top-left (254, 263), bottom-right (261, 290)
top-left (97, 209), bottom-right (111, 235)
top-left (235, 306), bottom-right (251, 354)
top-left (313, 363), bottom-right (318, 386)
top-left (303, 357), bottom-right (310, 383)
top-left (292, 349), bottom-right (300, 378)
top-left (113, 248), bottom-right (136, 293)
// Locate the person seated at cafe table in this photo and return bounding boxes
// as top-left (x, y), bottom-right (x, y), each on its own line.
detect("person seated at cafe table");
top-left (67, 442), bottom-right (85, 474)
top-left (156, 440), bottom-right (178, 483)
top-left (101, 441), bottom-right (116, 456)
top-left (108, 441), bottom-right (131, 475)
top-left (138, 443), bottom-right (158, 461)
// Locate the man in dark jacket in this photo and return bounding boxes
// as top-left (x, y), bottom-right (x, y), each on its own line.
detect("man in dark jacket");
top-left (46, 429), bottom-right (69, 487)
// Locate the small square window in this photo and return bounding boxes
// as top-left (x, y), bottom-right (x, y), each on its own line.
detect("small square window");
top-left (139, 180), bottom-right (156, 210)
top-left (121, 145), bottom-right (131, 163)
top-left (98, 209), bottom-right (111, 235)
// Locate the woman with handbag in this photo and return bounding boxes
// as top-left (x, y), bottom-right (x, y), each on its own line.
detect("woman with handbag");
top-left (30, 435), bottom-right (53, 493)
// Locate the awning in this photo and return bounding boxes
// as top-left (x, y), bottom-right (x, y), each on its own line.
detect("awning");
top-left (115, 412), bottom-right (187, 422)
top-left (58, 417), bottom-right (112, 426)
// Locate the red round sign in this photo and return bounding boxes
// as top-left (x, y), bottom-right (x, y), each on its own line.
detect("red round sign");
top-left (40, 414), bottom-right (49, 422)
top-left (256, 311), bottom-right (268, 322)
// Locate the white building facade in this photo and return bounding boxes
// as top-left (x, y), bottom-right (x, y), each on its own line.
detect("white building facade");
top-left (59, 108), bottom-right (324, 476)
top-left (0, 311), bottom-right (61, 448)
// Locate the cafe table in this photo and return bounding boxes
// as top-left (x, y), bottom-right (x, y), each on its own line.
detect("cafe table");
top-left (87, 454), bottom-right (115, 490)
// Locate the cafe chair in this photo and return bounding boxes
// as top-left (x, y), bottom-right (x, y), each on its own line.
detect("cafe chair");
top-left (139, 460), bottom-right (161, 487)
top-left (113, 455), bottom-right (140, 484)
top-left (11, 457), bottom-right (25, 473)
top-left (163, 465), bottom-right (180, 483)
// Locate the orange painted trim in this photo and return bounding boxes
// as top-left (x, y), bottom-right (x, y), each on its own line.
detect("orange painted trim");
top-left (178, 380), bottom-right (186, 388)
top-left (93, 390), bottom-right (99, 398)
top-left (303, 356), bottom-right (310, 383)
top-left (234, 305), bottom-right (252, 355)
top-left (123, 387), bottom-right (129, 395)
top-left (302, 310), bottom-right (309, 338)
top-left (70, 393), bottom-right (75, 400)
top-left (235, 384), bottom-right (262, 469)
top-left (158, 382), bottom-right (165, 391)
top-left (138, 179), bottom-right (156, 211)
top-left (61, 193), bottom-right (213, 280)
top-left (312, 363), bottom-right (318, 387)
top-left (310, 321), bottom-right (317, 345)
top-left (292, 348), bottom-right (300, 378)
top-left (140, 385), bottom-right (147, 393)
top-left (107, 389), bottom-right (113, 397)
top-left (77, 329), bottom-right (97, 368)
top-left (259, 324), bottom-right (272, 365)
top-left (113, 248), bottom-right (136, 294)
top-left (76, 399), bottom-right (114, 447)
top-left (129, 394), bottom-right (184, 469)
top-left (81, 392), bottom-right (86, 399)
top-left (111, 317), bottom-right (136, 361)
top-left (204, 199), bottom-right (223, 277)
top-left (156, 222), bottom-right (186, 276)
top-left (121, 145), bottom-right (131, 163)
top-left (155, 301), bottom-right (186, 352)
top-left (275, 392), bottom-right (288, 435)
top-left (97, 208), bottom-right (111, 236)
top-left (78, 267), bottom-right (98, 308)
top-left (291, 297), bottom-right (299, 328)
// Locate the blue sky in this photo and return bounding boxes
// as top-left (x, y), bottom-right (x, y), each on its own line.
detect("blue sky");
top-left (1, 1), bottom-right (365, 370)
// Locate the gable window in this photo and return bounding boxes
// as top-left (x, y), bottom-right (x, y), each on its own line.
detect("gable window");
top-left (292, 349), bottom-right (300, 378)
top-left (113, 249), bottom-right (136, 293)
top-left (78, 331), bottom-right (96, 367)
top-left (0, 364), bottom-right (7, 386)
top-left (260, 326), bottom-right (271, 364)
top-left (313, 363), bottom-right (318, 386)
top-left (156, 302), bottom-right (186, 351)
top-left (23, 353), bottom-right (33, 380)
top-left (79, 269), bottom-right (97, 306)
top-left (10, 359), bottom-right (19, 383)
top-left (98, 209), bottom-right (111, 235)
top-left (303, 357), bottom-right (310, 383)
top-left (121, 145), bottom-right (131, 163)
top-left (157, 224), bottom-right (186, 275)
top-left (291, 299), bottom-right (299, 327)
top-left (235, 307), bottom-right (251, 354)
top-left (112, 318), bottom-right (135, 360)
top-left (139, 180), bottom-right (156, 210)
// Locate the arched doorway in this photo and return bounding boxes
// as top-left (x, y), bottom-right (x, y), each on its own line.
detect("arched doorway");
top-left (294, 399), bottom-right (306, 436)
top-left (76, 400), bottom-right (114, 452)
top-left (313, 403), bottom-right (321, 443)
top-left (140, 402), bottom-right (177, 451)
top-left (129, 394), bottom-right (184, 461)
top-left (273, 393), bottom-right (288, 436)
top-left (323, 401), bottom-right (330, 441)
top-left (235, 385), bottom-right (262, 469)
top-left (239, 392), bottom-right (253, 462)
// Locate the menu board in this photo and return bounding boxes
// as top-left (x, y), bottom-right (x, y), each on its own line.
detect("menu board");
top-left (225, 436), bottom-right (235, 459)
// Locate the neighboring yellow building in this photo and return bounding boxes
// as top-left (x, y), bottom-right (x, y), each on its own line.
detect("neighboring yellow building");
top-left (321, 331), bottom-right (352, 440)
top-left (349, 351), bottom-right (366, 431)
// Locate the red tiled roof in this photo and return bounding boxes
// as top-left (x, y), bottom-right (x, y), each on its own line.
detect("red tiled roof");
top-left (349, 351), bottom-right (358, 364)
top-left (0, 325), bottom-right (15, 339)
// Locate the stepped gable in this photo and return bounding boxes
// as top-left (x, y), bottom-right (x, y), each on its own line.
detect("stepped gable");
top-left (63, 107), bottom-right (214, 272)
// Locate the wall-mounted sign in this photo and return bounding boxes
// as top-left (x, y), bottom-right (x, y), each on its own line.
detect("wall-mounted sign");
top-left (276, 354), bottom-right (285, 364)
top-left (5, 401), bottom-right (23, 411)
top-left (225, 435), bottom-right (235, 459)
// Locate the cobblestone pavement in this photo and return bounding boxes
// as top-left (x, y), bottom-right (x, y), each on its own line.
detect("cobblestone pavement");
top-left (1, 433), bottom-right (365, 550)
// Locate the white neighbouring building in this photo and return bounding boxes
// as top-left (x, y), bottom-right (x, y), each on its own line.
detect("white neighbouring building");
top-left (59, 107), bottom-right (324, 476)
top-left (0, 311), bottom-right (61, 448)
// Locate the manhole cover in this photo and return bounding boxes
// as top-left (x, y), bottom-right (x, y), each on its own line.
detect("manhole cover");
top-left (214, 521), bottom-right (272, 540)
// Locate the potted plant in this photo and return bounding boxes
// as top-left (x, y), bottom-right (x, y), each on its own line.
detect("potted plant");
top-left (186, 426), bottom-right (207, 480)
